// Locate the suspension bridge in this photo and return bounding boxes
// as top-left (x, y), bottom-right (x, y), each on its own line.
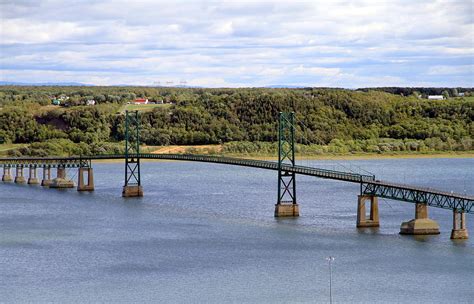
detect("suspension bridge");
top-left (0, 112), bottom-right (472, 239)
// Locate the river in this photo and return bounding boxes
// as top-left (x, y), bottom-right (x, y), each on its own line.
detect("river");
top-left (1, 157), bottom-right (473, 303)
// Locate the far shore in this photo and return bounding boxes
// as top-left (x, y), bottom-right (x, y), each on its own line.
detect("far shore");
top-left (88, 151), bottom-right (474, 163)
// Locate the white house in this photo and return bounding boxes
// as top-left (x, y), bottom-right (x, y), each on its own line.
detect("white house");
top-left (428, 95), bottom-right (444, 100)
top-left (86, 99), bottom-right (96, 106)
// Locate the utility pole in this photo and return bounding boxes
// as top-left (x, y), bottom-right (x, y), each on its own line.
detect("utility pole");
top-left (326, 256), bottom-right (335, 304)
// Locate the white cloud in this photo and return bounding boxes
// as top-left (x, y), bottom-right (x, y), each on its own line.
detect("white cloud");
top-left (0, 0), bottom-right (472, 87)
top-left (292, 66), bottom-right (341, 77)
top-left (428, 65), bottom-right (473, 76)
top-left (1, 19), bottom-right (98, 44)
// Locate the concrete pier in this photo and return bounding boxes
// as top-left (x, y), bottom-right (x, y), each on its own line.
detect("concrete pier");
top-left (274, 202), bottom-right (299, 217)
top-left (41, 166), bottom-right (53, 187)
top-left (2, 166), bottom-right (13, 182)
top-left (50, 166), bottom-right (74, 188)
top-left (77, 167), bottom-right (94, 191)
top-left (357, 195), bottom-right (379, 227)
top-left (122, 185), bottom-right (143, 197)
top-left (27, 167), bottom-right (40, 185)
top-left (451, 211), bottom-right (468, 240)
top-left (14, 166), bottom-right (26, 184)
top-left (400, 203), bottom-right (440, 235)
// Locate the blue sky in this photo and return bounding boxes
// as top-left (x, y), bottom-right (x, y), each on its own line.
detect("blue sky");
top-left (0, 0), bottom-right (472, 87)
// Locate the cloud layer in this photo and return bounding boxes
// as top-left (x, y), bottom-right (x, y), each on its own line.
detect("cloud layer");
top-left (1, 0), bottom-right (472, 87)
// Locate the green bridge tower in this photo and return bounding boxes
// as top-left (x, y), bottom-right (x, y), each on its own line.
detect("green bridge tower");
top-left (122, 110), bottom-right (143, 197)
top-left (275, 112), bottom-right (299, 217)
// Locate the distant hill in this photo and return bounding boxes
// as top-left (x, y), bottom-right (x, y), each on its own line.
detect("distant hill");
top-left (0, 86), bottom-right (472, 156)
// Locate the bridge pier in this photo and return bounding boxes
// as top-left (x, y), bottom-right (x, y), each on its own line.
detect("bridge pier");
top-left (77, 167), bottom-right (94, 191)
top-left (14, 166), bottom-right (26, 184)
top-left (2, 166), bottom-right (13, 182)
top-left (122, 185), bottom-right (143, 197)
top-left (400, 203), bottom-right (440, 235)
top-left (50, 166), bottom-right (74, 188)
top-left (27, 166), bottom-right (40, 185)
top-left (41, 166), bottom-right (53, 187)
top-left (451, 211), bottom-right (468, 240)
top-left (357, 195), bottom-right (379, 227)
top-left (274, 202), bottom-right (299, 217)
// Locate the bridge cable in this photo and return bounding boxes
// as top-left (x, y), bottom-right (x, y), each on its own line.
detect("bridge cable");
top-left (294, 116), bottom-right (356, 173)
top-left (292, 116), bottom-right (375, 177)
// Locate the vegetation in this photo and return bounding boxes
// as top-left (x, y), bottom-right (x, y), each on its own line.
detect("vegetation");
top-left (0, 86), bottom-right (472, 157)
top-left (119, 103), bottom-right (171, 113)
top-left (357, 87), bottom-right (472, 98)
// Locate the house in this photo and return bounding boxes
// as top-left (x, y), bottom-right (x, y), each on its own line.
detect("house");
top-left (459, 92), bottom-right (465, 97)
top-left (52, 95), bottom-right (69, 105)
top-left (86, 99), bottom-right (96, 106)
top-left (134, 98), bottom-right (148, 104)
top-left (427, 95), bottom-right (444, 100)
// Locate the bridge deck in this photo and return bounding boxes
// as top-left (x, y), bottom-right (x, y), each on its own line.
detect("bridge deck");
top-left (1, 154), bottom-right (472, 213)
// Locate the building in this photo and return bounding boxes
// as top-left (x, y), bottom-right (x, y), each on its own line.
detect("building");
top-left (427, 95), bottom-right (444, 100)
top-left (86, 99), bottom-right (96, 106)
top-left (134, 98), bottom-right (148, 104)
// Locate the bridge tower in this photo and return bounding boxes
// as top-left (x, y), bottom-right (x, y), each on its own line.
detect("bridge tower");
top-left (122, 110), bottom-right (143, 197)
top-left (275, 112), bottom-right (299, 217)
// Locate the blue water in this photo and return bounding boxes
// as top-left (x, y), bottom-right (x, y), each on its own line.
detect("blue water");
top-left (1, 158), bottom-right (473, 303)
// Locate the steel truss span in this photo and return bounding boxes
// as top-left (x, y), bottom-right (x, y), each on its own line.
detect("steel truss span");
top-left (362, 182), bottom-right (473, 213)
top-left (1, 153), bottom-right (473, 213)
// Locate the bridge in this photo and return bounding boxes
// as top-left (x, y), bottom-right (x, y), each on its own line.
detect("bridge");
top-left (1, 112), bottom-right (472, 240)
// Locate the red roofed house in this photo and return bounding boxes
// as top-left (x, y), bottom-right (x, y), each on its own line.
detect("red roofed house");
top-left (134, 98), bottom-right (148, 104)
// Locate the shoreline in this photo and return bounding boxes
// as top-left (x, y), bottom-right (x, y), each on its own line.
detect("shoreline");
top-left (87, 151), bottom-right (474, 163)
top-left (226, 152), bottom-right (474, 161)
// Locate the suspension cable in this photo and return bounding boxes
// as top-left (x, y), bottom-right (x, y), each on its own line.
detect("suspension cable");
top-left (293, 115), bottom-right (375, 176)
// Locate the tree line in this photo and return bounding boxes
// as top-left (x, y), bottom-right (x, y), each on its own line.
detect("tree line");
top-left (357, 87), bottom-right (472, 97)
top-left (0, 86), bottom-right (472, 156)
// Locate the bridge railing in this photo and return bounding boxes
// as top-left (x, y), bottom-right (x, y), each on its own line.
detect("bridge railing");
top-left (0, 153), bottom-right (376, 183)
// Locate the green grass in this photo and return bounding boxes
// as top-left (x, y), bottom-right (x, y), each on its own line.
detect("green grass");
top-left (119, 103), bottom-right (171, 113)
top-left (0, 144), bottom-right (26, 156)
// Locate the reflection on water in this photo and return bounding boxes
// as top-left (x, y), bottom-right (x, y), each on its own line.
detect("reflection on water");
top-left (0, 158), bottom-right (473, 303)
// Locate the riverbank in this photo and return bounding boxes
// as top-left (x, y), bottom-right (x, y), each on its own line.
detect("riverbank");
top-left (1, 143), bottom-right (472, 161)
top-left (83, 151), bottom-right (474, 164)
top-left (221, 151), bottom-right (474, 161)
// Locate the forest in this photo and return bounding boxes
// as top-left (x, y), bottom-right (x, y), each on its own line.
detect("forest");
top-left (356, 87), bottom-right (471, 97)
top-left (0, 86), bottom-right (472, 156)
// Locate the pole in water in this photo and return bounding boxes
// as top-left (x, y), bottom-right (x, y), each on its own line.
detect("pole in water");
top-left (326, 256), bottom-right (335, 304)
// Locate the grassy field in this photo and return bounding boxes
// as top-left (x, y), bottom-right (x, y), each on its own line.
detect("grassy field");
top-left (144, 144), bottom-right (222, 154)
top-left (119, 103), bottom-right (171, 113)
top-left (0, 144), bottom-right (27, 156)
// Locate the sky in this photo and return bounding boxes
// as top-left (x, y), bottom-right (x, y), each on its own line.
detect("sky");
top-left (0, 0), bottom-right (472, 88)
